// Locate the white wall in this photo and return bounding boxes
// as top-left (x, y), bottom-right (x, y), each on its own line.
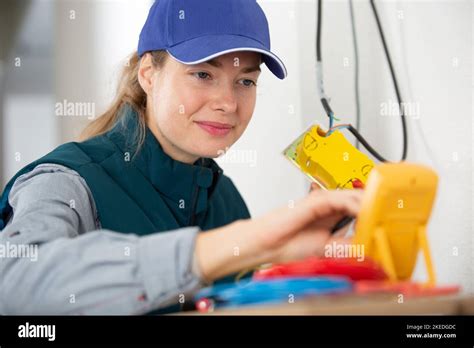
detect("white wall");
top-left (1, 0), bottom-right (56, 185)
top-left (385, 0), bottom-right (472, 292)
top-left (3, 95), bottom-right (56, 180)
top-left (54, 0), bottom-right (153, 142)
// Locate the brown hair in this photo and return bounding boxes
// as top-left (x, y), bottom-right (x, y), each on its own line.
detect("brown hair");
top-left (79, 50), bottom-right (168, 150)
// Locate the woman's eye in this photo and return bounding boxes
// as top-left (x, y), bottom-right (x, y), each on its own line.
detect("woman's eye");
top-left (239, 79), bottom-right (257, 87)
top-left (194, 72), bottom-right (211, 80)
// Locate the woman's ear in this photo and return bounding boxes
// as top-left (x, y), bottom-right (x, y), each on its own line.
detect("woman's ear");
top-left (137, 53), bottom-right (156, 96)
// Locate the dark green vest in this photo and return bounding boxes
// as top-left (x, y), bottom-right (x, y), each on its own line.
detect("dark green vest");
top-left (0, 105), bottom-right (251, 313)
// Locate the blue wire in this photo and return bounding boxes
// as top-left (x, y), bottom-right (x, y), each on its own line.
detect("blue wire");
top-left (194, 276), bottom-right (352, 308)
top-left (327, 125), bottom-right (350, 137)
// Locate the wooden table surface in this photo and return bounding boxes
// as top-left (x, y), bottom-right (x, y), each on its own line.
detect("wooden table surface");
top-left (182, 293), bottom-right (474, 315)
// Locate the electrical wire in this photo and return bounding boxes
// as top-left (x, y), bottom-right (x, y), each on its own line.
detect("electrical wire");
top-left (348, 0), bottom-right (361, 149)
top-left (369, 0), bottom-right (408, 160)
top-left (195, 277), bottom-right (352, 308)
top-left (316, 0), bottom-right (322, 62)
top-left (347, 125), bottom-right (392, 162)
top-left (316, 0), bottom-right (335, 123)
top-left (327, 123), bottom-right (351, 136)
top-left (316, 0), bottom-right (409, 163)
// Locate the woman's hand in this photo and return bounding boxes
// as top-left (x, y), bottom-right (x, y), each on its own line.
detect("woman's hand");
top-left (195, 189), bottom-right (363, 282)
top-left (253, 189), bottom-right (363, 263)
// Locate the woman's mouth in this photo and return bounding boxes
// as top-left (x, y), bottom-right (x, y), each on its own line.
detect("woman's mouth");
top-left (195, 121), bottom-right (233, 136)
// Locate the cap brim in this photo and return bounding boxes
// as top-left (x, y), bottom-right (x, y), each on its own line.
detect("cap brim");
top-left (166, 35), bottom-right (287, 79)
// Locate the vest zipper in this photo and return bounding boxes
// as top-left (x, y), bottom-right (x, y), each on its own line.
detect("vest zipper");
top-left (188, 160), bottom-right (207, 227)
top-left (188, 186), bottom-right (199, 226)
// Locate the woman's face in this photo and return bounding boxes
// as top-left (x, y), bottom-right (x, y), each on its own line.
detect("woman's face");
top-left (142, 51), bottom-right (262, 164)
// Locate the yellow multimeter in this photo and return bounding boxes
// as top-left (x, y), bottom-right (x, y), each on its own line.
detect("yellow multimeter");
top-left (353, 162), bottom-right (438, 285)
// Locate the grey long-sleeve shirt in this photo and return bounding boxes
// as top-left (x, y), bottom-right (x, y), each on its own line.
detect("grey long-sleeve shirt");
top-left (0, 163), bottom-right (209, 315)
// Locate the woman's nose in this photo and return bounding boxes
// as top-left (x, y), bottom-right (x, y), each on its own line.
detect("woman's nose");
top-left (210, 84), bottom-right (238, 114)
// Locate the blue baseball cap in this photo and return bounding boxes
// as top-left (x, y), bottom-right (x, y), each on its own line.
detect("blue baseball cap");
top-left (138, 0), bottom-right (287, 79)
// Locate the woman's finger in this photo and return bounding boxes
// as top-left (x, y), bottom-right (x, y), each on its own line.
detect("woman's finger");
top-left (305, 189), bottom-right (363, 218)
top-left (309, 182), bottom-right (321, 192)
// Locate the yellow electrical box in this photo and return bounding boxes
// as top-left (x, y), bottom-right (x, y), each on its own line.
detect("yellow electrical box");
top-left (353, 162), bottom-right (438, 285)
top-left (283, 124), bottom-right (375, 189)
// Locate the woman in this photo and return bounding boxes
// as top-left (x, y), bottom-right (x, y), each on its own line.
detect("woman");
top-left (0, 0), bottom-right (362, 314)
